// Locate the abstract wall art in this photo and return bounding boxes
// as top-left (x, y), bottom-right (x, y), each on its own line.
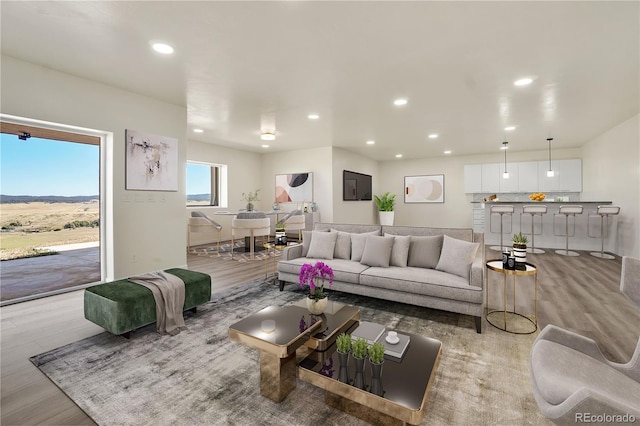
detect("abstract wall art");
top-left (404, 174), bottom-right (445, 203)
top-left (125, 129), bottom-right (178, 191)
top-left (275, 173), bottom-right (313, 202)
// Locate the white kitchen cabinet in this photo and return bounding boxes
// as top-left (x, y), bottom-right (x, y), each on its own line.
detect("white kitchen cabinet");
top-left (539, 159), bottom-right (582, 192)
top-left (538, 161), bottom-right (560, 192)
top-left (481, 163), bottom-right (500, 193)
top-left (463, 165), bottom-right (482, 193)
top-left (518, 162), bottom-right (539, 192)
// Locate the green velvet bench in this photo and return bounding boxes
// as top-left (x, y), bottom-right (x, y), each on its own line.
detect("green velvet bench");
top-left (84, 268), bottom-right (211, 338)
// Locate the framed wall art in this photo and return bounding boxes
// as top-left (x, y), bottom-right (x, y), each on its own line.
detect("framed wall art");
top-left (125, 129), bottom-right (178, 191)
top-left (275, 172), bottom-right (313, 202)
top-left (404, 174), bottom-right (445, 203)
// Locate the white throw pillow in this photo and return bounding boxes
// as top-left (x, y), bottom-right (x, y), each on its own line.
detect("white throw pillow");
top-left (331, 229), bottom-right (352, 260)
top-left (350, 231), bottom-right (380, 262)
top-left (360, 235), bottom-right (395, 268)
top-left (435, 235), bottom-right (480, 280)
top-left (384, 233), bottom-right (410, 267)
top-left (306, 231), bottom-right (339, 260)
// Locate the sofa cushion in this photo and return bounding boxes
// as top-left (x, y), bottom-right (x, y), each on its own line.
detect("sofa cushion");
top-left (351, 231), bottom-right (379, 262)
top-left (531, 340), bottom-right (640, 407)
top-left (278, 257), bottom-right (370, 284)
top-left (407, 235), bottom-right (443, 269)
top-left (385, 233), bottom-right (410, 267)
top-left (302, 229), bottom-right (329, 257)
top-left (360, 235), bottom-right (395, 268)
top-left (436, 235), bottom-right (479, 280)
top-left (331, 229), bottom-right (352, 260)
top-left (360, 266), bottom-right (483, 303)
top-left (306, 230), bottom-right (338, 259)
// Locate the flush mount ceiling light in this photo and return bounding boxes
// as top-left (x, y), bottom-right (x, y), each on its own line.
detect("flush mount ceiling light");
top-left (366, 140), bottom-right (375, 145)
top-left (307, 114), bottom-right (319, 120)
top-left (393, 98), bottom-right (408, 106)
top-left (151, 42), bottom-right (174, 54)
top-left (428, 134), bottom-right (439, 139)
top-left (260, 131), bottom-right (276, 141)
top-left (546, 137), bottom-right (555, 177)
top-left (193, 128), bottom-right (203, 133)
top-left (502, 141), bottom-right (510, 179)
top-left (514, 77), bottom-right (533, 86)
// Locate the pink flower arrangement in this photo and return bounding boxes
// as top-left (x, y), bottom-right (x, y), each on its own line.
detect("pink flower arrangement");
top-left (299, 261), bottom-right (334, 300)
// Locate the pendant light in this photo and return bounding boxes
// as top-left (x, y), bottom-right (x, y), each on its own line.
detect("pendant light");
top-left (546, 138), bottom-right (555, 177)
top-left (502, 141), bottom-right (510, 179)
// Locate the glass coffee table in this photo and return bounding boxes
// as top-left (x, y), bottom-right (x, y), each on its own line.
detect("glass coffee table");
top-left (228, 300), bottom-right (360, 402)
top-left (298, 327), bottom-right (442, 425)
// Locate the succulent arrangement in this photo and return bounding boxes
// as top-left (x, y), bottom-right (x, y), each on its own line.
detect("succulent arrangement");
top-left (336, 333), bottom-right (352, 354)
top-left (352, 337), bottom-right (368, 359)
top-left (368, 341), bottom-right (385, 364)
top-left (512, 232), bottom-right (529, 247)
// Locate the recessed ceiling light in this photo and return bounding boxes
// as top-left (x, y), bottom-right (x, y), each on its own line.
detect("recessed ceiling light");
top-left (193, 128), bottom-right (203, 133)
top-left (261, 144), bottom-right (270, 148)
top-left (444, 150), bottom-right (452, 155)
top-left (514, 77), bottom-right (533, 86)
top-left (307, 114), bottom-right (319, 120)
top-left (428, 134), bottom-right (439, 139)
top-left (504, 126), bottom-right (516, 131)
top-left (261, 131), bottom-right (276, 141)
top-left (151, 42), bottom-right (174, 55)
top-left (366, 140), bottom-right (375, 145)
top-left (395, 154), bottom-right (403, 158)
top-left (393, 98), bottom-right (408, 106)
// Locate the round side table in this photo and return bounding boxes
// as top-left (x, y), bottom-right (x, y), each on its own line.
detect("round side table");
top-left (486, 259), bottom-right (538, 334)
top-left (263, 241), bottom-right (288, 284)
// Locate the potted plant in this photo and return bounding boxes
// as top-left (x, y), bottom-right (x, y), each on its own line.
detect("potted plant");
top-left (351, 337), bottom-right (368, 390)
top-left (368, 341), bottom-right (385, 396)
top-left (374, 192), bottom-right (396, 226)
top-left (336, 333), bottom-right (352, 384)
top-left (512, 232), bottom-right (528, 269)
top-left (299, 261), bottom-right (334, 315)
top-left (241, 189), bottom-right (260, 211)
top-left (275, 219), bottom-right (287, 245)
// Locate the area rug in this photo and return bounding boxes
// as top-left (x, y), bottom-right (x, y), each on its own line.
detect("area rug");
top-left (31, 281), bottom-right (550, 425)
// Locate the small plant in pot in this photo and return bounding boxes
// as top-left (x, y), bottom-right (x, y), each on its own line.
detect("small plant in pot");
top-left (336, 333), bottom-right (352, 383)
top-left (351, 337), bottom-right (368, 390)
top-left (275, 220), bottom-right (287, 245)
top-left (512, 232), bottom-right (529, 269)
top-left (368, 341), bottom-right (385, 396)
top-left (374, 192), bottom-right (396, 226)
top-left (241, 189), bottom-right (260, 211)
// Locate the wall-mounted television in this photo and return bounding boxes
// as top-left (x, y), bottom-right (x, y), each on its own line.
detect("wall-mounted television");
top-left (343, 170), bottom-right (372, 201)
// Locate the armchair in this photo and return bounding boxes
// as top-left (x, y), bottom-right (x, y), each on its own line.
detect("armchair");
top-left (188, 211), bottom-right (223, 254)
top-left (232, 212), bottom-right (270, 259)
top-left (530, 256), bottom-right (640, 424)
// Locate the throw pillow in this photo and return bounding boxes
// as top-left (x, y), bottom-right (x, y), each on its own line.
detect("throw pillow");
top-left (435, 235), bottom-right (480, 280)
top-left (306, 231), bottom-right (339, 260)
top-left (384, 233), bottom-right (410, 267)
top-left (331, 229), bottom-right (352, 260)
top-left (301, 230), bottom-right (313, 257)
top-left (407, 235), bottom-right (444, 269)
top-left (350, 230), bottom-right (380, 262)
top-left (360, 235), bottom-right (395, 268)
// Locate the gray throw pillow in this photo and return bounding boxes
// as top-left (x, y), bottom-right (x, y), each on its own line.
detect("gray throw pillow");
top-left (331, 229), bottom-right (352, 260)
top-left (360, 235), bottom-right (395, 268)
top-left (306, 231), bottom-right (338, 259)
top-left (301, 230), bottom-right (313, 257)
top-left (350, 231), bottom-right (379, 262)
top-left (384, 233), bottom-right (410, 267)
top-left (435, 235), bottom-right (480, 280)
top-left (407, 235), bottom-right (444, 269)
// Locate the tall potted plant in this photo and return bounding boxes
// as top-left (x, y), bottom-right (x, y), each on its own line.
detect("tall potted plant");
top-left (368, 341), bottom-right (385, 396)
top-left (351, 337), bottom-right (368, 390)
top-left (374, 192), bottom-right (396, 226)
top-left (336, 333), bottom-right (352, 384)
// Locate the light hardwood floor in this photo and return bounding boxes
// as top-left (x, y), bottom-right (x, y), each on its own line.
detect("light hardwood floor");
top-left (1, 245), bottom-right (638, 425)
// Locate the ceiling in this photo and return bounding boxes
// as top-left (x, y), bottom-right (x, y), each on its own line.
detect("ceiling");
top-left (1, 1), bottom-right (638, 161)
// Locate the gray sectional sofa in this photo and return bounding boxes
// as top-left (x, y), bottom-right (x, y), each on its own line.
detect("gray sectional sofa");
top-left (277, 223), bottom-right (485, 333)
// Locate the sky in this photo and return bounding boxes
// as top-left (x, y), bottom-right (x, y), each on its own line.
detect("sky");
top-left (1, 133), bottom-right (99, 196)
top-left (186, 162), bottom-right (211, 195)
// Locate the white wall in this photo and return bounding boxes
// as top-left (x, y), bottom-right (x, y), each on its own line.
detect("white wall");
top-left (186, 140), bottom-right (263, 243)
top-left (581, 114), bottom-right (640, 258)
top-left (331, 148), bottom-right (379, 224)
top-left (1, 55), bottom-right (187, 279)
top-left (261, 146), bottom-right (333, 222)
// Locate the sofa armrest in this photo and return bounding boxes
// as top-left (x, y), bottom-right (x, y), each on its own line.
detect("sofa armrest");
top-left (470, 254), bottom-right (483, 289)
top-left (535, 324), bottom-right (608, 363)
top-left (282, 244), bottom-right (303, 261)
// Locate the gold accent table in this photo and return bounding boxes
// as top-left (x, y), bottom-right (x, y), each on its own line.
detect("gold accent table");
top-left (262, 241), bottom-right (289, 285)
top-left (486, 259), bottom-right (538, 334)
top-left (228, 302), bottom-right (360, 402)
top-left (298, 328), bottom-right (442, 425)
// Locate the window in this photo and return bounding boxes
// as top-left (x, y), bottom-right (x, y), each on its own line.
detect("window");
top-left (186, 161), bottom-right (228, 207)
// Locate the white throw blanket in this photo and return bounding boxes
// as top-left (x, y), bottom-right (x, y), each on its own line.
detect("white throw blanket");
top-left (128, 271), bottom-right (186, 335)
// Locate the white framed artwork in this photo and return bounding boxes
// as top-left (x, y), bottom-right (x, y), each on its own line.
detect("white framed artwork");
top-left (125, 129), bottom-right (178, 191)
top-left (275, 173), bottom-right (313, 202)
top-left (404, 174), bottom-right (445, 203)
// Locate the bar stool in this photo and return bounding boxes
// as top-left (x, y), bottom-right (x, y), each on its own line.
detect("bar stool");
top-left (589, 205), bottom-right (620, 260)
top-left (521, 205), bottom-right (547, 254)
top-left (489, 205), bottom-right (514, 252)
top-left (554, 205), bottom-right (583, 257)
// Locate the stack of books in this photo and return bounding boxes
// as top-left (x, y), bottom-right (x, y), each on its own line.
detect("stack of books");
top-left (350, 321), bottom-right (410, 359)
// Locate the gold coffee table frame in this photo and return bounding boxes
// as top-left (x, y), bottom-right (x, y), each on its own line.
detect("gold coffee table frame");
top-left (486, 259), bottom-right (538, 334)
